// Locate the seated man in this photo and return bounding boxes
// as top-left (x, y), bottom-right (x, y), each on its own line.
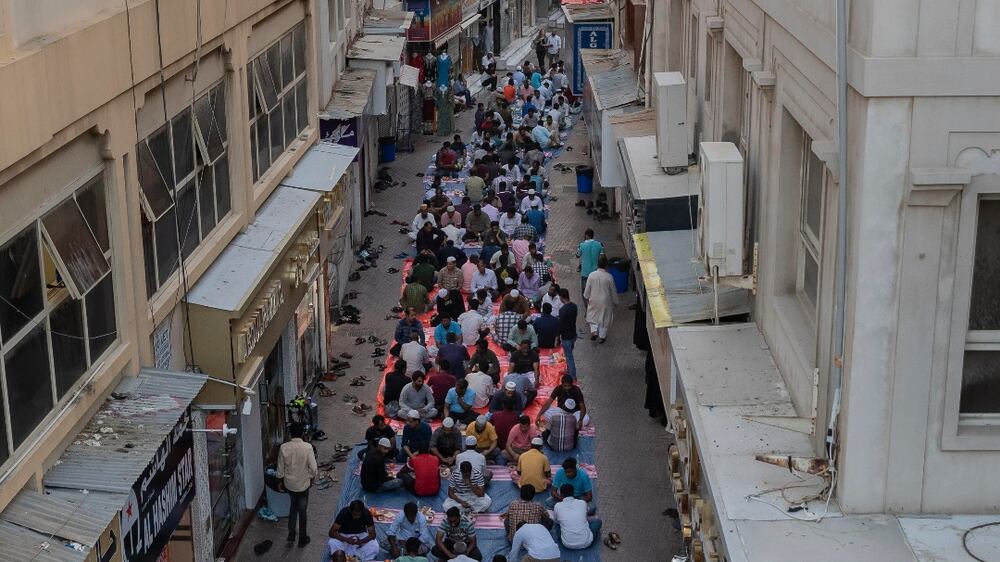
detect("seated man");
top-left (386, 502), bottom-right (434, 560)
top-left (512, 214), bottom-right (537, 242)
top-left (431, 416), bottom-right (465, 466)
top-left (503, 484), bottom-right (553, 543)
top-left (456, 434), bottom-right (492, 485)
top-left (506, 322), bottom-right (538, 353)
top-left (517, 265), bottom-right (541, 299)
top-left (491, 397), bottom-right (520, 450)
top-left (465, 364), bottom-right (497, 409)
top-left (465, 415), bottom-right (501, 460)
top-left (536, 375), bottom-right (589, 427)
top-left (399, 443), bottom-right (441, 497)
top-left (399, 331), bottom-right (431, 375)
top-left (547, 457), bottom-right (596, 513)
top-left (443, 461), bottom-right (492, 513)
top-left (471, 259), bottom-right (500, 297)
top-left (499, 290), bottom-right (531, 317)
top-left (460, 255), bottom-right (480, 294)
top-left (435, 141), bottom-right (461, 174)
top-left (489, 380), bottom-right (527, 414)
top-left (503, 415), bottom-right (541, 465)
top-left (360, 414), bottom-right (397, 460)
top-left (509, 521), bottom-right (561, 562)
top-left (434, 314), bottom-right (463, 346)
top-left (532, 303), bottom-right (560, 349)
top-left (360, 438), bottom-right (402, 493)
top-left (552, 484), bottom-right (602, 550)
top-left (426, 359), bottom-right (457, 413)
top-left (327, 500), bottom-right (379, 561)
top-left (382, 361), bottom-right (410, 420)
top-left (411, 253), bottom-right (438, 291)
top-left (393, 535), bottom-right (432, 562)
top-left (545, 405), bottom-right (579, 452)
top-left (438, 257), bottom-right (465, 295)
top-left (492, 309), bottom-right (521, 349)
top-left (515, 437), bottom-right (551, 493)
top-left (400, 277), bottom-right (430, 314)
top-left (468, 338), bottom-right (501, 383)
top-left (465, 204), bottom-right (491, 236)
top-left (399, 372), bottom-right (438, 421)
top-left (445, 379), bottom-right (479, 424)
top-left (409, 204), bottom-right (437, 241)
top-left (433, 507), bottom-right (484, 561)
top-left (458, 302), bottom-right (489, 346)
top-left (440, 204), bottom-right (464, 227)
top-left (437, 332), bottom-right (470, 377)
top-left (438, 239), bottom-right (467, 268)
top-left (525, 201), bottom-right (546, 234)
top-left (416, 221), bottom-right (447, 255)
top-left (399, 410), bottom-right (433, 462)
top-left (395, 308), bottom-right (426, 345)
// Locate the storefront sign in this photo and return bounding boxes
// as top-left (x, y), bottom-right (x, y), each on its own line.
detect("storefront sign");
top-left (87, 514), bottom-right (123, 562)
top-left (407, 0), bottom-right (431, 40)
top-left (572, 22), bottom-right (612, 93)
top-left (431, 0), bottom-right (462, 40)
top-left (119, 411), bottom-right (195, 562)
top-left (320, 117), bottom-right (361, 164)
top-left (236, 280), bottom-right (284, 364)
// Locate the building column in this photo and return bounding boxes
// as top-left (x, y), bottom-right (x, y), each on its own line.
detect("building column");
top-left (190, 410), bottom-right (215, 562)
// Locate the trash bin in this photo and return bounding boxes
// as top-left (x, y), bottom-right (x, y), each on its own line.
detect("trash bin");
top-left (264, 469), bottom-right (291, 517)
top-left (575, 165), bottom-right (594, 193)
top-left (379, 136), bottom-right (397, 163)
top-left (608, 258), bottom-right (630, 293)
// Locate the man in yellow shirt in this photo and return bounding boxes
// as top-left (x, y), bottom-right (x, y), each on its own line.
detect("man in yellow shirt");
top-left (465, 415), bottom-right (500, 460)
top-left (516, 437), bottom-right (551, 493)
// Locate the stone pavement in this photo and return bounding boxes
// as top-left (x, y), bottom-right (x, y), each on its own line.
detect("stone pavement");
top-left (236, 107), bottom-right (682, 561)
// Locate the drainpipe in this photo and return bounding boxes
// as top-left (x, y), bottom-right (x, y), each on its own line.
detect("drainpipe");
top-left (827, 0), bottom-right (848, 463)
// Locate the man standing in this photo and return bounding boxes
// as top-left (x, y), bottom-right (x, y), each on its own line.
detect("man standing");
top-left (387, 502), bottom-right (434, 559)
top-left (327, 500), bottom-right (378, 560)
top-left (583, 255), bottom-right (618, 342)
top-left (576, 228), bottom-right (604, 300)
top-left (557, 288), bottom-right (578, 379)
top-left (276, 423), bottom-right (317, 547)
top-left (546, 31), bottom-right (562, 67)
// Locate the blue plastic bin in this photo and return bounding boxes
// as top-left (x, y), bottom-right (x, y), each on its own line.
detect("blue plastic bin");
top-left (609, 258), bottom-right (630, 293)
top-left (379, 136), bottom-right (396, 162)
top-left (575, 165), bottom-right (594, 193)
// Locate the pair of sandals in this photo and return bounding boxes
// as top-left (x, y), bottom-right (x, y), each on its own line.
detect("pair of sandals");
top-left (350, 376), bottom-right (370, 387)
top-left (351, 403), bottom-right (373, 416)
top-left (604, 532), bottom-right (622, 550)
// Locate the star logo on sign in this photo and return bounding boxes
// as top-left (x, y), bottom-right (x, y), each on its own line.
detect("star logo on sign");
top-left (125, 501), bottom-right (134, 518)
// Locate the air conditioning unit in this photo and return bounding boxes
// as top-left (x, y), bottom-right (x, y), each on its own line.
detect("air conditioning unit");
top-left (654, 72), bottom-right (688, 170)
top-left (699, 142), bottom-right (744, 277)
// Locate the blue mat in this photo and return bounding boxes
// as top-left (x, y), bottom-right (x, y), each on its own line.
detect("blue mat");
top-left (326, 437), bottom-right (602, 561)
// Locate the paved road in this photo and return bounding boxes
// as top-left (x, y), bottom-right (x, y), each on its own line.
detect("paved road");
top-left (235, 106), bottom-right (682, 562)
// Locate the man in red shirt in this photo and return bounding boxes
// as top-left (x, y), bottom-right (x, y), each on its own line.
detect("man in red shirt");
top-left (491, 397), bottom-right (520, 450)
top-left (400, 443), bottom-right (441, 497)
top-left (426, 358), bottom-right (457, 413)
top-left (435, 142), bottom-right (460, 174)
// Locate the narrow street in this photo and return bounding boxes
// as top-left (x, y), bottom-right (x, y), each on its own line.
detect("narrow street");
top-left (236, 104), bottom-right (681, 561)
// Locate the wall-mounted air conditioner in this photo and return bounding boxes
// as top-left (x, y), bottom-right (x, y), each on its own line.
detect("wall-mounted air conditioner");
top-left (654, 72), bottom-right (688, 170)
top-left (699, 142), bottom-right (744, 278)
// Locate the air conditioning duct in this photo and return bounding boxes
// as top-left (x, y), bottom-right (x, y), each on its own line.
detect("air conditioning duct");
top-left (699, 142), bottom-right (744, 278)
top-left (654, 71), bottom-right (688, 170)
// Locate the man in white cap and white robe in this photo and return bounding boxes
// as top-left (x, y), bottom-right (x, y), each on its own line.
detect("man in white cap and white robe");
top-left (583, 255), bottom-right (618, 343)
top-left (519, 189), bottom-right (543, 214)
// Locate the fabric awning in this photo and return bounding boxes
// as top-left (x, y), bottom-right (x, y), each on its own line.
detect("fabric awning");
top-left (280, 142), bottom-right (359, 193)
top-left (0, 370), bottom-right (206, 561)
top-left (321, 69), bottom-right (377, 120)
top-left (187, 186), bottom-right (321, 312)
top-left (435, 25), bottom-right (463, 47)
top-left (461, 13), bottom-right (482, 30)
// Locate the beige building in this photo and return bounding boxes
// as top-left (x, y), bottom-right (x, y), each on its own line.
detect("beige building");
top-left (0, 0), bottom-right (380, 559)
top-left (624, 0), bottom-right (1000, 560)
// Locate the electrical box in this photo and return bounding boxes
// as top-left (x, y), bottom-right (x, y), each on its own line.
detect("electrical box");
top-left (654, 72), bottom-right (688, 169)
top-left (699, 142), bottom-right (744, 277)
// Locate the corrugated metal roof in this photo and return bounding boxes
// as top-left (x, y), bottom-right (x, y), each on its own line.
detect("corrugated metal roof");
top-left (610, 109), bottom-right (657, 139)
top-left (280, 142), bottom-right (359, 193)
top-left (186, 185), bottom-right (320, 312)
top-left (562, 2), bottom-right (613, 22)
top-left (580, 48), bottom-right (632, 73)
top-left (363, 9), bottom-right (415, 35)
top-left (0, 370), bottom-right (204, 562)
top-left (347, 35), bottom-right (406, 61)
top-left (588, 66), bottom-right (641, 110)
top-left (634, 231), bottom-right (751, 327)
top-left (322, 69), bottom-right (377, 119)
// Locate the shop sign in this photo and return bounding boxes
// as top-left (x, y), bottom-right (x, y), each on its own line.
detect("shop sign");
top-left (236, 280), bottom-right (284, 364)
top-left (407, 0), bottom-right (432, 41)
top-left (431, 0), bottom-right (462, 40)
top-left (119, 411), bottom-right (195, 562)
top-left (572, 22), bottom-right (612, 93)
top-left (289, 231), bottom-right (321, 289)
top-left (87, 513), bottom-right (123, 562)
top-left (320, 118), bottom-right (361, 163)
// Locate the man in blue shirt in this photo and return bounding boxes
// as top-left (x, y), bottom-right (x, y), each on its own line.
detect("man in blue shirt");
top-left (532, 303), bottom-right (561, 349)
top-left (444, 379), bottom-right (478, 424)
top-left (434, 314), bottom-right (463, 344)
top-left (437, 332), bottom-right (470, 378)
top-left (387, 502), bottom-right (434, 558)
top-left (525, 203), bottom-right (546, 234)
top-left (546, 457), bottom-right (595, 514)
top-left (395, 308), bottom-right (425, 346)
top-left (399, 410), bottom-right (433, 462)
top-left (576, 228), bottom-right (604, 302)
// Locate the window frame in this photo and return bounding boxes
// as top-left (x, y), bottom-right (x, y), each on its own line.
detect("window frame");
top-left (944, 180), bottom-right (1000, 448)
top-left (248, 22), bottom-right (309, 184)
top-left (0, 168), bottom-right (119, 464)
top-left (139, 79), bottom-right (232, 297)
top-left (687, 13), bottom-right (698, 83)
top-left (795, 134), bottom-right (826, 322)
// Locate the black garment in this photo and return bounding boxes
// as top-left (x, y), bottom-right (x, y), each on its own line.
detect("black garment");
top-left (644, 351), bottom-right (665, 417)
top-left (383, 372), bottom-right (410, 404)
top-left (365, 425), bottom-right (396, 449)
top-left (360, 450), bottom-right (392, 492)
top-left (412, 261), bottom-right (437, 291)
top-left (436, 295), bottom-right (466, 322)
top-left (558, 302), bottom-right (579, 340)
top-left (287, 489), bottom-right (309, 541)
top-left (334, 506), bottom-right (375, 535)
top-left (509, 349), bottom-right (539, 374)
top-left (437, 244), bottom-right (467, 268)
top-left (416, 227), bottom-right (447, 254)
top-left (550, 385), bottom-right (585, 413)
top-left (633, 294), bottom-right (651, 351)
top-left (533, 313), bottom-right (561, 348)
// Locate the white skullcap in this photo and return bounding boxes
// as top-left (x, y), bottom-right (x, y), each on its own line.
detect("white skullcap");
top-left (377, 437), bottom-right (392, 448)
top-left (465, 435), bottom-right (478, 446)
top-left (447, 256), bottom-right (457, 262)
top-left (438, 289), bottom-right (449, 298)
top-left (505, 381), bottom-right (517, 391)
top-left (447, 205), bottom-right (455, 211)
top-left (564, 398), bottom-right (577, 410)
top-left (408, 410), bottom-right (421, 419)
top-left (510, 289), bottom-right (520, 298)
top-left (443, 417), bottom-right (455, 428)
top-left (531, 437), bottom-right (544, 446)
top-left (476, 415), bottom-right (488, 426)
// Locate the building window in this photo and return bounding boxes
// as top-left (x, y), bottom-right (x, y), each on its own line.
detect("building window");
top-left (138, 82), bottom-right (231, 297)
top-left (704, 34), bottom-right (716, 103)
top-left (960, 198), bottom-right (1000, 413)
top-left (688, 14), bottom-right (698, 82)
top-left (249, 22), bottom-right (309, 183)
top-left (797, 134), bottom-right (825, 316)
top-left (328, 0), bottom-right (338, 39)
top-left (0, 174), bottom-right (118, 465)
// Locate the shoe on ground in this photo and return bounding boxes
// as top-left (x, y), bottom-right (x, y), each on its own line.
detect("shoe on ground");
top-left (297, 536), bottom-right (311, 548)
